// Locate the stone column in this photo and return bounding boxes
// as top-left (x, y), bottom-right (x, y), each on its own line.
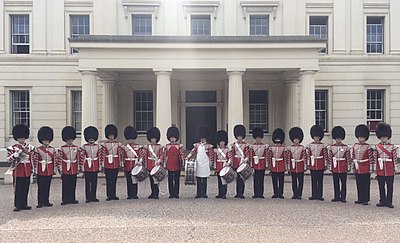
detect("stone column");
top-left (227, 68), bottom-right (245, 143)
top-left (285, 79), bottom-right (300, 134)
top-left (101, 79), bottom-right (116, 127)
top-left (81, 71), bottom-right (98, 131)
top-left (299, 70), bottom-right (316, 143)
top-left (154, 69), bottom-right (172, 145)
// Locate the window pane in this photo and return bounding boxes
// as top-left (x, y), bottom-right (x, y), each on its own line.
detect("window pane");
top-left (11, 15), bottom-right (30, 54)
top-left (366, 17), bottom-right (384, 54)
top-left (70, 15), bottom-right (90, 53)
top-left (191, 15), bottom-right (211, 36)
top-left (11, 90), bottom-right (30, 128)
top-left (132, 14), bottom-right (152, 36)
top-left (249, 15), bottom-right (269, 36)
top-left (249, 90), bottom-right (268, 132)
top-left (134, 91), bottom-right (154, 132)
top-left (309, 16), bottom-right (328, 54)
top-left (315, 90), bottom-right (328, 132)
top-left (71, 90), bottom-right (82, 132)
top-left (366, 89), bottom-right (384, 131)
top-left (186, 91), bottom-right (217, 103)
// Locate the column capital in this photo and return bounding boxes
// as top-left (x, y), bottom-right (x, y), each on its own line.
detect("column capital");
top-left (284, 79), bottom-right (299, 85)
top-left (226, 67), bottom-right (246, 75)
top-left (153, 68), bottom-right (172, 75)
top-left (299, 70), bottom-right (317, 76)
top-left (79, 69), bottom-right (97, 76)
top-left (99, 78), bottom-right (116, 85)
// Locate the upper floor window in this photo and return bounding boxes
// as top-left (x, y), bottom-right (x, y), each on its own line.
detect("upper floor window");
top-left (71, 90), bottom-right (82, 133)
top-left (367, 17), bottom-right (384, 54)
top-left (11, 90), bottom-right (30, 128)
top-left (191, 15), bottom-right (211, 36)
top-left (132, 14), bottom-right (152, 36)
top-left (134, 90), bottom-right (154, 133)
top-left (309, 16), bottom-right (328, 54)
top-left (367, 89), bottom-right (384, 131)
top-left (249, 15), bottom-right (269, 36)
top-left (11, 15), bottom-right (29, 54)
top-left (249, 90), bottom-right (268, 132)
top-left (315, 90), bottom-right (328, 132)
top-left (70, 15), bottom-right (90, 53)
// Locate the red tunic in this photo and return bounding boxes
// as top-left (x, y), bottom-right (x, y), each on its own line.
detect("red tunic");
top-left (228, 141), bottom-right (250, 170)
top-left (307, 142), bottom-right (328, 171)
top-left (79, 143), bottom-right (101, 172)
top-left (121, 143), bottom-right (143, 172)
top-left (57, 144), bottom-right (79, 175)
top-left (374, 143), bottom-right (398, 177)
top-left (328, 144), bottom-right (351, 174)
top-left (100, 140), bottom-right (123, 170)
top-left (163, 143), bottom-right (185, 171)
top-left (213, 146), bottom-right (230, 173)
top-left (352, 143), bottom-right (374, 174)
top-left (7, 143), bottom-right (34, 177)
top-left (250, 143), bottom-right (268, 170)
top-left (144, 144), bottom-right (163, 171)
top-left (34, 145), bottom-right (56, 176)
top-left (268, 145), bottom-right (286, 173)
top-left (286, 145), bottom-right (307, 173)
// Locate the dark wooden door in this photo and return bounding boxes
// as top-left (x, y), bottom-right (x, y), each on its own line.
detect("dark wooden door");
top-left (185, 106), bottom-right (217, 150)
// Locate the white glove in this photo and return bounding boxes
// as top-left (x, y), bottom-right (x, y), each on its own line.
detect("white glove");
top-left (13, 152), bottom-right (19, 158)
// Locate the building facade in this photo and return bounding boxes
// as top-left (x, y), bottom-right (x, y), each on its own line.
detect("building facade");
top-left (0, 0), bottom-right (399, 149)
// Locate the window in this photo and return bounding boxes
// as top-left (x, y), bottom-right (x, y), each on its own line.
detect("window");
top-left (315, 90), bottom-right (328, 132)
top-left (134, 91), bottom-right (154, 132)
top-left (70, 15), bottom-right (90, 53)
top-left (132, 14), bottom-right (152, 36)
top-left (191, 15), bottom-right (211, 36)
top-left (249, 15), bottom-right (269, 36)
top-left (367, 90), bottom-right (384, 131)
top-left (309, 16), bottom-right (328, 54)
top-left (11, 91), bottom-right (30, 128)
top-left (186, 91), bottom-right (216, 103)
top-left (249, 90), bottom-right (268, 132)
top-left (367, 17), bottom-right (384, 54)
top-left (71, 90), bottom-right (82, 133)
top-left (11, 15), bottom-right (29, 54)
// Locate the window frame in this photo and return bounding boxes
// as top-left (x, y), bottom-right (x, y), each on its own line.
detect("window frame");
top-left (67, 88), bottom-right (82, 135)
top-left (71, 90), bottom-right (83, 134)
top-left (131, 14), bottom-right (153, 36)
top-left (69, 14), bottom-right (90, 54)
top-left (190, 14), bottom-right (212, 36)
top-left (315, 89), bottom-right (329, 133)
top-left (65, 11), bottom-right (93, 55)
top-left (309, 16), bottom-right (329, 54)
top-left (133, 90), bottom-right (155, 134)
top-left (365, 16), bottom-right (385, 54)
top-left (248, 90), bottom-right (269, 133)
top-left (5, 87), bottom-right (32, 138)
top-left (248, 14), bottom-right (270, 36)
top-left (366, 89), bottom-right (386, 131)
top-left (5, 12), bottom-right (32, 54)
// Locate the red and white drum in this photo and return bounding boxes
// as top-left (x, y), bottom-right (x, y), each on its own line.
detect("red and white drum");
top-left (150, 165), bottom-right (167, 183)
top-left (219, 166), bottom-right (237, 184)
top-left (237, 163), bottom-right (254, 181)
top-left (131, 165), bottom-right (149, 182)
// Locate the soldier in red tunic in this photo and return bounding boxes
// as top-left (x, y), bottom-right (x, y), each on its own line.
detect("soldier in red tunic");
top-left (79, 126), bottom-right (101, 203)
top-left (307, 125), bottom-right (328, 201)
top-left (229, 125), bottom-right (250, 199)
top-left (187, 125), bottom-right (214, 198)
top-left (144, 127), bottom-right (163, 199)
top-left (352, 124), bottom-right (374, 205)
top-left (268, 128), bottom-right (286, 199)
top-left (374, 123), bottom-right (398, 208)
top-left (328, 126), bottom-right (351, 203)
top-left (163, 126), bottom-right (185, 199)
top-left (34, 126), bottom-right (56, 208)
top-left (100, 124), bottom-right (122, 201)
top-left (57, 126), bottom-right (79, 205)
top-left (7, 124), bottom-right (34, 212)
top-left (213, 130), bottom-right (230, 199)
top-left (121, 126), bottom-right (143, 199)
top-left (250, 127), bottom-right (268, 199)
top-left (287, 127), bottom-right (307, 199)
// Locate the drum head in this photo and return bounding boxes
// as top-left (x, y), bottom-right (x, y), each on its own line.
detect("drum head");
top-left (150, 165), bottom-right (160, 176)
top-left (237, 163), bottom-right (246, 172)
top-left (131, 165), bottom-right (142, 176)
top-left (220, 167), bottom-right (229, 176)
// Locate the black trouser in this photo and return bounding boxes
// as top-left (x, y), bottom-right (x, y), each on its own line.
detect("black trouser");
top-left (271, 172), bottom-right (284, 196)
top-left (333, 173), bottom-right (347, 200)
top-left (149, 175), bottom-right (159, 197)
top-left (355, 173), bottom-right (371, 203)
top-left (196, 177), bottom-right (208, 196)
top-left (14, 177), bottom-right (30, 208)
top-left (168, 170), bottom-right (180, 197)
top-left (377, 175), bottom-right (394, 205)
top-left (125, 171), bottom-right (137, 198)
top-left (310, 170), bottom-right (324, 198)
top-left (61, 174), bottom-right (77, 203)
top-left (105, 168), bottom-right (118, 199)
top-left (236, 175), bottom-right (245, 196)
top-left (217, 174), bottom-right (227, 196)
top-left (291, 172), bottom-right (304, 198)
top-left (84, 172), bottom-right (98, 201)
top-left (37, 175), bottom-right (52, 205)
top-left (253, 170), bottom-right (265, 197)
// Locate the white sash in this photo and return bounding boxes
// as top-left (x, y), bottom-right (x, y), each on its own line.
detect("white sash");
top-left (149, 145), bottom-right (158, 160)
top-left (218, 148), bottom-right (227, 160)
top-left (127, 144), bottom-right (138, 157)
top-left (235, 142), bottom-right (245, 164)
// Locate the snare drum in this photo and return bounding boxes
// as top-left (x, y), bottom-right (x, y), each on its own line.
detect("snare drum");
top-left (185, 160), bottom-right (196, 185)
top-left (131, 165), bottom-right (149, 182)
top-left (150, 165), bottom-right (167, 183)
top-left (219, 166), bottom-right (237, 184)
top-left (237, 163), bottom-right (254, 181)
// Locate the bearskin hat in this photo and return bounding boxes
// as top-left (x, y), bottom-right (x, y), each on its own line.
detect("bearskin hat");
top-left (310, 125), bottom-right (324, 140)
top-left (124, 126), bottom-right (138, 140)
top-left (167, 126), bottom-right (180, 141)
top-left (146, 127), bottom-right (161, 143)
top-left (332, 126), bottom-right (346, 140)
top-left (84, 126), bottom-right (99, 142)
top-left (197, 125), bottom-right (210, 139)
top-left (376, 122), bottom-right (392, 139)
top-left (289, 127), bottom-right (304, 143)
top-left (62, 126), bottom-right (76, 142)
top-left (234, 124), bottom-right (246, 139)
top-left (12, 124), bottom-right (29, 141)
top-left (252, 127), bottom-right (264, 139)
top-left (272, 128), bottom-right (285, 144)
top-left (355, 124), bottom-right (369, 141)
top-left (38, 126), bottom-right (54, 144)
top-left (215, 130), bottom-right (228, 145)
top-left (105, 124), bottom-right (118, 139)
